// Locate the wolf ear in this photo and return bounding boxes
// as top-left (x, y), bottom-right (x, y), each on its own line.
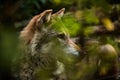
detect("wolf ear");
top-left (36, 9), bottom-right (52, 25)
top-left (52, 8), bottom-right (65, 18)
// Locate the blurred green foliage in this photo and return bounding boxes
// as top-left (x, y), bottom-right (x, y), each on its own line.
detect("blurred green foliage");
top-left (51, 14), bottom-right (81, 36)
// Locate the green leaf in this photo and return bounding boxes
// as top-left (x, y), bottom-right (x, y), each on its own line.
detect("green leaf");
top-left (83, 10), bottom-right (99, 24)
top-left (84, 26), bottom-right (95, 36)
top-left (62, 14), bottom-right (81, 36)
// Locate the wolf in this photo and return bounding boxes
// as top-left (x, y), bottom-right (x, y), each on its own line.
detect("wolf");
top-left (17, 8), bottom-right (79, 80)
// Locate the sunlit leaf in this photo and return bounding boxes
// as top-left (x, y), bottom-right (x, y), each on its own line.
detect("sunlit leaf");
top-left (101, 18), bottom-right (114, 31)
top-left (53, 0), bottom-right (61, 4)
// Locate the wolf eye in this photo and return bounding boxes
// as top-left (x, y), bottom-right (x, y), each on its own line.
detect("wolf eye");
top-left (57, 33), bottom-right (66, 39)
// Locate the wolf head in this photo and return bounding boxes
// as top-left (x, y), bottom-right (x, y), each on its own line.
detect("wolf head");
top-left (20, 8), bottom-right (80, 55)
top-left (20, 8), bottom-right (65, 45)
